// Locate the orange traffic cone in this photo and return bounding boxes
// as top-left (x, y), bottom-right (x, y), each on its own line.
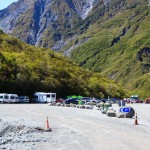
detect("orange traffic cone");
top-left (45, 116), bottom-right (52, 132)
top-left (134, 113), bottom-right (139, 125)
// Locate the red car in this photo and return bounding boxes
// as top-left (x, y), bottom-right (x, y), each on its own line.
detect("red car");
top-left (56, 98), bottom-right (65, 103)
top-left (130, 98), bottom-right (142, 103)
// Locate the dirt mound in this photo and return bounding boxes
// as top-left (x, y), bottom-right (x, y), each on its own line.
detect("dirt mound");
top-left (0, 123), bottom-right (42, 138)
top-left (0, 120), bottom-right (46, 148)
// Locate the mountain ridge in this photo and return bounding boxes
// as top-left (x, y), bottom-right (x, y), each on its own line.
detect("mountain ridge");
top-left (0, 0), bottom-right (100, 50)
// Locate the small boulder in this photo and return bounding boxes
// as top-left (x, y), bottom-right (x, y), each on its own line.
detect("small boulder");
top-left (116, 106), bottom-right (135, 118)
top-left (85, 105), bottom-right (93, 109)
top-left (107, 107), bottom-right (114, 110)
top-left (106, 110), bottom-right (116, 117)
top-left (48, 103), bottom-right (56, 106)
top-left (101, 109), bottom-right (107, 114)
top-left (96, 103), bottom-right (101, 108)
top-left (85, 102), bottom-right (91, 105)
top-left (60, 103), bottom-right (65, 107)
top-left (70, 104), bottom-right (76, 107)
top-left (56, 103), bottom-right (61, 106)
top-left (79, 105), bottom-right (85, 109)
top-left (65, 104), bottom-right (70, 107)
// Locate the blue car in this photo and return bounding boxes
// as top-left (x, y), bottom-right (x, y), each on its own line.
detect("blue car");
top-left (65, 98), bottom-right (79, 104)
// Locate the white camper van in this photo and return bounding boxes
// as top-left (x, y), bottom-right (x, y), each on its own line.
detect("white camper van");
top-left (0, 93), bottom-right (9, 103)
top-left (6, 94), bottom-right (19, 103)
top-left (0, 93), bottom-right (19, 103)
top-left (34, 92), bottom-right (56, 103)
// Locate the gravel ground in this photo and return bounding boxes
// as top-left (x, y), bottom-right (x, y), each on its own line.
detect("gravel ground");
top-left (0, 103), bottom-right (150, 150)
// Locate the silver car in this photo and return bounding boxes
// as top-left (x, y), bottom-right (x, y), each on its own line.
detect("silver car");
top-left (18, 96), bottom-right (29, 103)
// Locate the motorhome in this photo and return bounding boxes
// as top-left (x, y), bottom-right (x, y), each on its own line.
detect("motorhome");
top-left (34, 92), bottom-right (56, 103)
top-left (0, 93), bottom-right (9, 103)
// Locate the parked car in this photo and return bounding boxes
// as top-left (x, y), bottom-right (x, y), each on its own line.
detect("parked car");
top-left (56, 98), bottom-right (65, 103)
top-left (125, 98), bottom-right (131, 103)
top-left (109, 98), bottom-right (121, 103)
top-left (93, 98), bottom-right (102, 103)
top-left (80, 97), bottom-right (94, 103)
top-left (100, 99), bottom-right (108, 103)
top-left (65, 98), bottom-right (79, 104)
top-left (130, 98), bottom-right (142, 103)
top-left (123, 98), bottom-right (131, 103)
top-left (18, 96), bottom-right (29, 103)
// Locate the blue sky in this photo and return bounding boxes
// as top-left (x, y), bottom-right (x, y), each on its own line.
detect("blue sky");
top-left (0, 0), bottom-right (18, 10)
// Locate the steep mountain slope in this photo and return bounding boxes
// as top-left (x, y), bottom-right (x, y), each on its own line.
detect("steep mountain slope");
top-left (0, 0), bottom-right (98, 50)
top-left (0, 30), bottom-right (126, 98)
top-left (67, 0), bottom-right (150, 98)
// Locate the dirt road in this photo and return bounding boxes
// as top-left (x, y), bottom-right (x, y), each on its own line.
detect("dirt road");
top-left (0, 104), bottom-right (150, 150)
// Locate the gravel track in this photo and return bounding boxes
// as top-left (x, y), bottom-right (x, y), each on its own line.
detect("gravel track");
top-left (0, 104), bottom-right (150, 150)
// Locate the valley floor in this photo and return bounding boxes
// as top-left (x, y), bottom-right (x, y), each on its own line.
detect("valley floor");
top-left (0, 104), bottom-right (150, 150)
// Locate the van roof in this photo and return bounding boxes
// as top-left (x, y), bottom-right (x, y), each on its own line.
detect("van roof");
top-left (35, 92), bottom-right (56, 94)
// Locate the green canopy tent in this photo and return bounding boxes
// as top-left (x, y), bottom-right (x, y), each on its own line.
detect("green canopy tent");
top-left (77, 95), bottom-right (83, 105)
top-left (77, 95), bottom-right (83, 99)
top-left (66, 96), bottom-right (72, 99)
top-left (71, 95), bottom-right (78, 98)
top-left (66, 95), bottom-right (78, 99)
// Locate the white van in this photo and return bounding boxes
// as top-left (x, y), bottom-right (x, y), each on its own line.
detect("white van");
top-left (6, 94), bottom-right (19, 103)
top-left (34, 92), bottom-right (56, 103)
top-left (0, 93), bottom-right (19, 103)
top-left (0, 93), bottom-right (9, 103)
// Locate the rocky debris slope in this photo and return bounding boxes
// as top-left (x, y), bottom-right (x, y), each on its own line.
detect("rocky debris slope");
top-left (0, 119), bottom-right (87, 150)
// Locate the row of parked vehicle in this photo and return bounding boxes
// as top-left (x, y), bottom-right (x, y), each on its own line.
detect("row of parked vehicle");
top-left (0, 92), bottom-right (56, 103)
top-left (123, 95), bottom-right (143, 103)
top-left (1, 93), bottom-right (145, 104)
top-left (56, 97), bottom-right (121, 105)
top-left (0, 93), bottom-right (29, 103)
top-left (56, 95), bottom-right (146, 105)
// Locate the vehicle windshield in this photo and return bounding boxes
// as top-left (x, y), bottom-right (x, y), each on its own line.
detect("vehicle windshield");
top-left (131, 97), bottom-right (139, 100)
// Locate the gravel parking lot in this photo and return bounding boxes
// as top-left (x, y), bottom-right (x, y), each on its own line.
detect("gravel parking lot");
top-left (0, 104), bottom-right (150, 150)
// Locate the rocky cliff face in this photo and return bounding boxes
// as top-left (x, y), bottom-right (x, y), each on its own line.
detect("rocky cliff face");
top-left (0, 0), bottom-right (34, 33)
top-left (0, 0), bottom-right (99, 50)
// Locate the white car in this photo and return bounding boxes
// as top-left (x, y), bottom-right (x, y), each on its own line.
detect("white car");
top-left (18, 96), bottom-right (29, 103)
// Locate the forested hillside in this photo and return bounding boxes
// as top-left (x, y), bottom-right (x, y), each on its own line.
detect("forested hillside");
top-left (0, 30), bottom-right (126, 98)
top-left (65, 0), bottom-right (150, 98)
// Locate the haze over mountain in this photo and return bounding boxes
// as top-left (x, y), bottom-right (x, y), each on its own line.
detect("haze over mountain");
top-left (0, 0), bottom-right (149, 98)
